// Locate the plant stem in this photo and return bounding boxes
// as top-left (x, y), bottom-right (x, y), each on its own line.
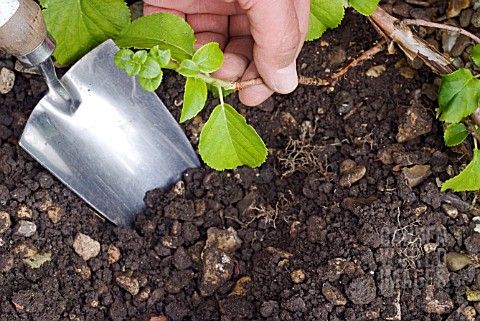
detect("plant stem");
top-left (466, 118), bottom-right (480, 143)
top-left (398, 19), bottom-right (480, 44)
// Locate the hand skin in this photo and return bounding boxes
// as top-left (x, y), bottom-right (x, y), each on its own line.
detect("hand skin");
top-left (144, 0), bottom-right (310, 106)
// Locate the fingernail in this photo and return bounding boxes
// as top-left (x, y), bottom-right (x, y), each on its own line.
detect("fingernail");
top-left (273, 61), bottom-right (298, 93)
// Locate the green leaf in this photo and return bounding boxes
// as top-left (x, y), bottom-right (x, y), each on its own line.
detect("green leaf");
top-left (306, 0), bottom-right (345, 41)
top-left (442, 148), bottom-right (480, 192)
top-left (140, 57), bottom-right (161, 79)
top-left (114, 49), bottom-right (133, 70)
top-left (207, 84), bottom-right (235, 98)
top-left (133, 50), bottom-right (148, 64)
top-left (192, 43), bottom-right (224, 73)
top-left (41, 0), bottom-right (130, 65)
top-left (115, 13), bottom-right (195, 62)
top-left (470, 44), bottom-right (480, 67)
top-left (150, 47), bottom-right (171, 67)
top-left (349, 0), bottom-right (380, 15)
top-left (199, 104), bottom-right (267, 170)
top-left (178, 59), bottom-right (200, 77)
top-left (180, 78), bottom-right (207, 123)
top-left (444, 123), bottom-right (468, 146)
top-left (124, 60), bottom-right (141, 76)
top-left (138, 71), bottom-right (163, 92)
top-left (437, 68), bottom-right (480, 123)
top-left (23, 252), bottom-right (52, 269)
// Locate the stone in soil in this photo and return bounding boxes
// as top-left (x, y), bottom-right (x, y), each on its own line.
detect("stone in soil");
top-left (402, 164), bottom-right (432, 188)
top-left (444, 252), bottom-right (472, 271)
top-left (0, 211), bottom-right (11, 233)
top-left (423, 286), bottom-right (454, 314)
top-left (115, 271), bottom-right (141, 296)
top-left (396, 106), bottom-right (433, 142)
top-left (322, 282), bottom-right (347, 305)
top-left (72, 233), bottom-right (101, 261)
top-left (346, 275), bottom-right (377, 305)
top-left (0, 68), bottom-right (14, 94)
top-left (15, 220), bottom-right (37, 237)
top-left (107, 245), bottom-right (121, 264)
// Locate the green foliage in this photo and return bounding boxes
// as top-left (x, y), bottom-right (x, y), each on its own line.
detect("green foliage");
top-left (40, 0), bottom-right (130, 65)
top-left (115, 14), bottom-right (195, 62)
top-left (192, 43), bottom-right (224, 73)
top-left (181, 78), bottom-right (207, 123)
top-left (471, 44), bottom-right (480, 67)
top-left (442, 149), bottom-right (480, 192)
top-left (306, 0), bottom-right (380, 41)
top-left (444, 123), bottom-right (468, 146)
top-left (437, 68), bottom-right (480, 123)
top-left (199, 104), bottom-right (267, 170)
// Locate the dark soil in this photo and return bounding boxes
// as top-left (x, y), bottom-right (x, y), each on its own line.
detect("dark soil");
top-left (1, 2), bottom-right (480, 321)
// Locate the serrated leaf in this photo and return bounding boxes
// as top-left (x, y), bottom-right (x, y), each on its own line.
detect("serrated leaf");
top-left (41, 0), bottom-right (130, 65)
top-left (138, 71), bottom-right (163, 92)
top-left (444, 123), bottom-right (468, 146)
top-left (180, 78), bottom-right (207, 123)
top-left (23, 252), bottom-right (52, 269)
top-left (133, 50), bottom-right (148, 64)
top-left (349, 0), bottom-right (380, 15)
top-left (467, 287), bottom-right (480, 301)
top-left (115, 13), bottom-right (195, 62)
top-left (471, 44), bottom-right (480, 67)
top-left (114, 49), bottom-right (133, 70)
top-left (199, 104), bottom-right (267, 170)
top-left (140, 57), bottom-right (161, 79)
top-left (442, 148), bottom-right (480, 192)
top-left (306, 0), bottom-right (345, 41)
top-left (150, 47), bottom-right (171, 67)
top-left (437, 68), bottom-right (480, 123)
top-left (178, 59), bottom-right (200, 77)
top-left (124, 60), bottom-right (141, 76)
top-left (192, 43), bottom-right (224, 73)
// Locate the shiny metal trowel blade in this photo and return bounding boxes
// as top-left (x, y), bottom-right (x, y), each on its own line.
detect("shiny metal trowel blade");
top-left (19, 40), bottom-right (199, 227)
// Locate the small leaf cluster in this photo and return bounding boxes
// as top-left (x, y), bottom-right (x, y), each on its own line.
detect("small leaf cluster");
top-left (114, 46), bottom-right (170, 92)
top-left (438, 44), bottom-right (480, 192)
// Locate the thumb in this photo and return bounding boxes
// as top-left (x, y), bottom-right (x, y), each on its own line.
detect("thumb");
top-left (238, 0), bottom-right (301, 93)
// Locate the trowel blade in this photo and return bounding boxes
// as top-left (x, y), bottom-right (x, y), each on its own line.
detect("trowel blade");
top-left (19, 40), bottom-right (199, 227)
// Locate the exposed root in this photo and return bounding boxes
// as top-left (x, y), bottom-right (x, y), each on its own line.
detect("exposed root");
top-left (391, 209), bottom-right (424, 269)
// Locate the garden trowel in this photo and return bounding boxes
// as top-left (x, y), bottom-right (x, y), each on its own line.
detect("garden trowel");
top-left (0, 0), bottom-right (200, 226)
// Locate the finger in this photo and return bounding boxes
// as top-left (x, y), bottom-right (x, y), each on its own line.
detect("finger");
top-left (238, 62), bottom-right (273, 106)
top-left (293, 0), bottom-right (310, 56)
top-left (212, 37), bottom-right (253, 80)
top-left (186, 14), bottom-right (229, 49)
top-left (228, 14), bottom-right (250, 37)
top-left (237, 0), bottom-right (302, 94)
top-left (144, 0), bottom-right (243, 15)
top-left (143, 5), bottom-right (185, 18)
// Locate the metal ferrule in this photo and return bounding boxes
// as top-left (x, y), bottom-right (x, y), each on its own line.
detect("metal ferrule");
top-left (17, 33), bottom-right (55, 66)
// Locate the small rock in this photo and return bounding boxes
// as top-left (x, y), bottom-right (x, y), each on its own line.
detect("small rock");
top-left (464, 306), bottom-right (476, 321)
top-left (260, 300), bottom-right (279, 318)
top-left (339, 160), bottom-right (366, 187)
top-left (0, 68), bottom-right (14, 94)
top-left (47, 206), bottom-right (63, 224)
top-left (460, 8), bottom-right (474, 27)
top-left (444, 252), bottom-right (472, 271)
top-left (15, 221), bottom-right (37, 237)
top-left (230, 276), bottom-right (252, 296)
top-left (327, 46), bottom-right (347, 67)
top-left (74, 264), bottom-right (91, 280)
top-left (172, 247), bottom-right (192, 270)
top-left (399, 66), bottom-right (416, 79)
top-left (107, 245), bottom-right (121, 264)
top-left (0, 211), bottom-right (11, 233)
top-left (137, 287), bottom-right (151, 302)
top-left (422, 83), bottom-right (439, 101)
top-left (116, 271), bottom-right (140, 296)
top-left (199, 227), bottom-right (241, 296)
top-left (366, 65), bottom-right (386, 77)
top-left (334, 90), bottom-right (355, 115)
top-left (14, 241), bottom-right (37, 258)
top-left (346, 275), bottom-right (376, 305)
top-left (16, 205), bottom-right (32, 219)
top-left (73, 233), bottom-right (101, 261)
top-left (282, 296), bottom-right (306, 312)
top-left (441, 204), bottom-right (458, 219)
top-left (14, 61), bottom-right (41, 75)
top-left (471, 9), bottom-right (480, 28)
top-left (397, 106), bottom-right (433, 142)
top-left (424, 243), bottom-right (438, 253)
top-left (423, 286), bottom-right (453, 314)
top-left (291, 269), bottom-right (306, 284)
top-left (450, 34), bottom-right (473, 57)
top-left (402, 165), bottom-right (432, 188)
top-left (322, 282), bottom-right (347, 305)
top-left (447, 0), bottom-right (472, 18)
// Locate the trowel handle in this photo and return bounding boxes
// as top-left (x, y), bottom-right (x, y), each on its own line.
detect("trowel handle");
top-left (0, 0), bottom-right (52, 64)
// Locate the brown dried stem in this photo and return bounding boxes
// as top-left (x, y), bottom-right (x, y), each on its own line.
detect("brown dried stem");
top-left (398, 19), bottom-right (480, 44)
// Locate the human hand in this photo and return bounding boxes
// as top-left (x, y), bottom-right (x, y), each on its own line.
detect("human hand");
top-left (144, 0), bottom-right (310, 106)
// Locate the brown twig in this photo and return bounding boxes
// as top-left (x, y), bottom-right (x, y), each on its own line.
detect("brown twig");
top-left (465, 118), bottom-right (480, 142)
top-left (399, 19), bottom-right (480, 44)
